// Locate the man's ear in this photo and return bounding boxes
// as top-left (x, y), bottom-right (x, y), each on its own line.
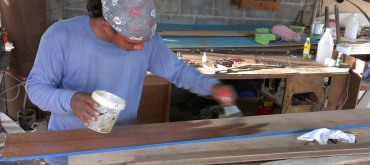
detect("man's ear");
top-left (102, 21), bottom-right (111, 31)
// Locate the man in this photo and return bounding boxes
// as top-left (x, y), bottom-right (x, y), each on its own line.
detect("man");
top-left (26, 0), bottom-right (238, 164)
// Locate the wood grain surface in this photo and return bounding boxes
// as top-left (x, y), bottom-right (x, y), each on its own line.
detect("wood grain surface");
top-left (134, 143), bottom-right (370, 165)
top-left (3, 109), bottom-right (370, 160)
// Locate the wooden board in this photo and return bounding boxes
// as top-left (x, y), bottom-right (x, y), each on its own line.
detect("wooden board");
top-left (262, 155), bottom-right (370, 165)
top-left (231, 0), bottom-right (280, 10)
top-left (343, 69), bottom-right (362, 109)
top-left (178, 53), bottom-right (349, 80)
top-left (69, 126), bottom-right (370, 164)
top-left (0, 112), bottom-right (25, 134)
top-left (134, 143), bottom-right (370, 165)
top-left (197, 52), bottom-right (325, 66)
top-left (3, 109), bottom-right (370, 161)
top-left (159, 31), bottom-right (255, 37)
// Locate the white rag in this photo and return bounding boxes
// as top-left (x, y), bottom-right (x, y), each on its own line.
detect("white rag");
top-left (297, 128), bottom-right (356, 145)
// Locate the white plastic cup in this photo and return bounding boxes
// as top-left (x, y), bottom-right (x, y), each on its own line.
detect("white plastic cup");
top-left (87, 90), bottom-right (126, 133)
top-left (313, 23), bottom-right (324, 35)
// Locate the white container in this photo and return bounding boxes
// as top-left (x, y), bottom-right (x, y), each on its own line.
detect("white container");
top-left (313, 23), bottom-right (324, 35)
top-left (87, 90), bottom-right (126, 133)
top-left (316, 28), bottom-right (334, 64)
top-left (344, 14), bottom-right (360, 39)
top-left (329, 19), bottom-right (336, 37)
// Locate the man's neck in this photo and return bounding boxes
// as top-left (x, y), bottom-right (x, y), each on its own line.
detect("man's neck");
top-left (90, 17), bottom-right (109, 42)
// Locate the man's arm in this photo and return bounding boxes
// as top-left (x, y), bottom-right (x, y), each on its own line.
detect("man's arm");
top-left (147, 33), bottom-right (221, 96)
top-left (25, 33), bottom-right (76, 114)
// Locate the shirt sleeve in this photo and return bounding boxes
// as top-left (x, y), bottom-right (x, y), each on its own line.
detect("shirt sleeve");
top-left (147, 33), bottom-right (221, 96)
top-left (25, 31), bottom-right (76, 114)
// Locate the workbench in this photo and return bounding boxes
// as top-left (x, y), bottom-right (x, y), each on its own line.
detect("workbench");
top-left (2, 109), bottom-right (370, 164)
top-left (137, 52), bottom-right (356, 124)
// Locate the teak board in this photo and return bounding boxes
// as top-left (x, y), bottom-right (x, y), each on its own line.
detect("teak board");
top-left (3, 109), bottom-right (370, 160)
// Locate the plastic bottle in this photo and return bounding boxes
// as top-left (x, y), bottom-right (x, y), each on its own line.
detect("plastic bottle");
top-left (329, 19), bottom-right (336, 37)
top-left (335, 52), bottom-right (342, 67)
top-left (344, 14), bottom-right (360, 39)
top-left (303, 37), bottom-right (311, 59)
top-left (202, 51), bottom-right (207, 63)
top-left (316, 28), bottom-right (334, 63)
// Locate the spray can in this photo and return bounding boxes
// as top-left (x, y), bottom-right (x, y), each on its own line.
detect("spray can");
top-left (303, 37), bottom-right (311, 59)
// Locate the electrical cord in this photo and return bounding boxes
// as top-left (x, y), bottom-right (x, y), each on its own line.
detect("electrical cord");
top-left (200, 105), bottom-right (224, 119)
top-left (338, 72), bottom-right (350, 110)
top-left (0, 71), bottom-right (28, 110)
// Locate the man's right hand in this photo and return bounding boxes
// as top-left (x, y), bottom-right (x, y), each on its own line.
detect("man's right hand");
top-left (70, 92), bottom-right (100, 126)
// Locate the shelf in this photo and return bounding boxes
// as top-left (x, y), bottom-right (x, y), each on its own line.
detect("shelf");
top-left (231, 0), bottom-right (280, 10)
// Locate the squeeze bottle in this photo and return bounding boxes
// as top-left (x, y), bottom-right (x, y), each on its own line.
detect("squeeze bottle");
top-left (303, 37), bottom-right (311, 59)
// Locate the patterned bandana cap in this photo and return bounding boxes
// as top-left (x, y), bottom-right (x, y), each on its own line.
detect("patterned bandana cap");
top-left (102, 0), bottom-right (157, 41)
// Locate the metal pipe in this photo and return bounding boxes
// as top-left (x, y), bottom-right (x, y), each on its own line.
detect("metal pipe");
top-left (324, 6), bottom-right (329, 30)
top-left (310, 0), bottom-right (320, 37)
top-left (335, 4), bottom-right (341, 44)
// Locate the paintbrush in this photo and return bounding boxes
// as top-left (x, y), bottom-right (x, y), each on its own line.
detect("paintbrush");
top-left (219, 90), bottom-right (244, 117)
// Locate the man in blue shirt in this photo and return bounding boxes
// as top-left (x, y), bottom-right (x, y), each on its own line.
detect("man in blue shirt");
top-left (26, 0), bottom-right (238, 164)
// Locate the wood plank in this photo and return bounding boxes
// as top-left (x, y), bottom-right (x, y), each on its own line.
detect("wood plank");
top-left (68, 127), bottom-right (370, 164)
top-left (4, 109), bottom-right (370, 161)
top-left (179, 53), bottom-right (348, 79)
top-left (342, 69), bottom-right (362, 109)
top-left (134, 143), bottom-right (370, 165)
top-left (232, 0), bottom-right (280, 10)
top-left (198, 52), bottom-right (325, 66)
top-left (262, 155), bottom-right (370, 165)
top-left (0, 112), bottom-right (25, 134)
top-left (159, 31), bottom-right (255, 37)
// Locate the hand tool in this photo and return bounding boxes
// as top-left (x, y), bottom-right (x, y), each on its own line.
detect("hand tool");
top-left (219, 90), bottom-right (243, 117)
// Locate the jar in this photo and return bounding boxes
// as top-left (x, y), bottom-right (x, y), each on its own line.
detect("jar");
top-left (329, 19), bottom-right (336, 37)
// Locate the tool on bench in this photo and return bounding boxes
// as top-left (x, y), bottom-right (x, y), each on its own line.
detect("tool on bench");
top-left (219, 90), bottom-right (243, 117)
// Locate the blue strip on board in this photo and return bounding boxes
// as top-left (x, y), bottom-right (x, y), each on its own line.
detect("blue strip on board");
top-left (2, 123), bottom-right (370, 161)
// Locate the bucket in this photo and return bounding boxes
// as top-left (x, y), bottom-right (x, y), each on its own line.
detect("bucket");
top-left (17, 108), bottom-right (36, 131)
top-left (87, 90), bottom-right (126, 133)
top-left (313, 23), bottom-right (324, 35)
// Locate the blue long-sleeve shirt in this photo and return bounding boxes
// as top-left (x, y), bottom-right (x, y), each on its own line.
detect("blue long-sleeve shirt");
top-left (26, 15), bottom-right (220, 165)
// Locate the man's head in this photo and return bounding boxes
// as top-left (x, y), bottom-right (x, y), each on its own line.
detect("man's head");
top-left (87, 0), bottom-right (157, 51)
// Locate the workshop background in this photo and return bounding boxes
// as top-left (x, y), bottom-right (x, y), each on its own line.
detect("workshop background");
top-left (0, 0), bottom-right (369, 121)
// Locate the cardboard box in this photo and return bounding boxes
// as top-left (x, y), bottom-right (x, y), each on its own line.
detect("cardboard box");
top-left (257, 97), bottom-right (273, 115)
